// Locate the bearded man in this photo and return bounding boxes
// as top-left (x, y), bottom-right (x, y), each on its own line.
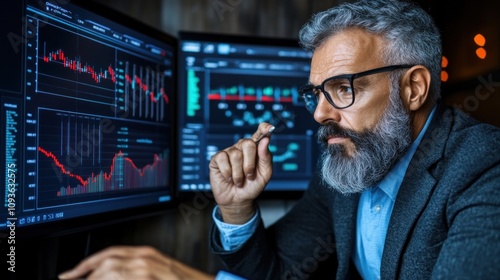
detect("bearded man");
top-left (207, 0), bottom-right (500, 279)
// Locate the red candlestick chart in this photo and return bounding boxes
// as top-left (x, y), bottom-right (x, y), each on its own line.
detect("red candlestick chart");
top-left (42, 49), bottom-right (116, 84)
top-left (39, 44), bottom-right (170, 121)
top-left (34, 21), bottom-right (172, 122)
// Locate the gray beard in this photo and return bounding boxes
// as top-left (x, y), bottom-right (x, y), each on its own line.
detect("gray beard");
top-left (318, 89), bottom-right (412, 194)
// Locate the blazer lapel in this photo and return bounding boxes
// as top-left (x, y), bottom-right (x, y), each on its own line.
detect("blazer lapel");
top-left (381, 166), bottom-right (436, 278)
top-left (381, 104), bottom-right (452, 278)
top-left (333, 192), bottom-right (360, 279)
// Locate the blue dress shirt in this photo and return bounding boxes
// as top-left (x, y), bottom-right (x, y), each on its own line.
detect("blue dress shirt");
top-left (353, 107), bottom-right (435, 280)
top-left (213, 107), bottom-right (436, 280)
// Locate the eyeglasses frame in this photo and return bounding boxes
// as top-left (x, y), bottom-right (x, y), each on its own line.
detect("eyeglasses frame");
top-left (299, 64), bottom-right (416, 112)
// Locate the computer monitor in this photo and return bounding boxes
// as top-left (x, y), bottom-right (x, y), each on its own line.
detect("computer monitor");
top-left (177, 31), bottom-right (320, 199)
top-left (0, 0), bottom-right (177, 238)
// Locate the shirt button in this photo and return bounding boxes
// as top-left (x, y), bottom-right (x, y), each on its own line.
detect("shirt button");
top-left (374, 205), bottom-right (381, 212)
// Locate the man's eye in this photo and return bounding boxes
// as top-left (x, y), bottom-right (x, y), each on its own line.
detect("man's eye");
top-left (337, 85), bottom-right (353, 95)
top-left (312, 88), bottom-right (322, 98)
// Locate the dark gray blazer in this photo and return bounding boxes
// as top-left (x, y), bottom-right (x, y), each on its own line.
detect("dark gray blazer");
top-left (210, 104), bottom-right (500, 280)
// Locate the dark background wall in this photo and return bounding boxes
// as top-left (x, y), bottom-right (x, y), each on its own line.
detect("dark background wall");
top-left (27, 0), bottom-right (499, 278)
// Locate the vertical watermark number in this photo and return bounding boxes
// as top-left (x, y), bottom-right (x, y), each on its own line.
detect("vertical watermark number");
top-left (6, 163), bottom-right (17, 273)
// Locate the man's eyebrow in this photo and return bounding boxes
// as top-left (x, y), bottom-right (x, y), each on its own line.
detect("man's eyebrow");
top-left (305, 80), bottom-right (318, 86)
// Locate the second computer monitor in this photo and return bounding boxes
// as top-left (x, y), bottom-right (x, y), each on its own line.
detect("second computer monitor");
top-left (177, 31), bottom-right (320, 198)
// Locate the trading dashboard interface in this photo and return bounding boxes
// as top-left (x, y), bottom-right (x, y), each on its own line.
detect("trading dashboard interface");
top-left (0, 0), bottom-right (176, 232)
top-left (177, 32), bottom-right (320, 195)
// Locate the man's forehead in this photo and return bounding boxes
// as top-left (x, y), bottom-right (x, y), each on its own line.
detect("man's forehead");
top-left (309, 29), bottom-right (385, 81)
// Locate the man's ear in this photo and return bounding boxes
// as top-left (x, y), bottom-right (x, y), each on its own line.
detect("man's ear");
top-left (400, 65), bottom-right (431, 112)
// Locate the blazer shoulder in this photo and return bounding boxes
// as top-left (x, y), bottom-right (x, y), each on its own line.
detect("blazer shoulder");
top-left (446, 107), bottom-right (500, 156)
top-left (430, 107), bottom-right (500, 195)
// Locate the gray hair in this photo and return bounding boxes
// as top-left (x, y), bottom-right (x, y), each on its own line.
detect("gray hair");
top-left (299, 0), bottom-right (442, 101)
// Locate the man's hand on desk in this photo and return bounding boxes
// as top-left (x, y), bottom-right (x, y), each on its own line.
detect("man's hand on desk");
top-left (58, 245), bottom-right (215, 280)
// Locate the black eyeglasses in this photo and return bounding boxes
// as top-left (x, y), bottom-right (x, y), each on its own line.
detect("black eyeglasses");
top-left (299, 64), bottom-right (415, 113)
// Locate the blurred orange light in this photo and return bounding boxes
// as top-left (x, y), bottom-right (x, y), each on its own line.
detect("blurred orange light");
top-left (476, 47), bottom-right (487, 59)
top-left (441, 70), bottom-right (448, 82)
top-left (474, 34), bottom-right (486, 46)
top-left (441, 56), bottom-right (448, 68)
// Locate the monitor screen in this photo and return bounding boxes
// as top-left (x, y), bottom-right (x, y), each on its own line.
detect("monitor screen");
top-left (177, 31), bottom-right (320, 198)
top-left (0, 0), bottom-right (177, 237)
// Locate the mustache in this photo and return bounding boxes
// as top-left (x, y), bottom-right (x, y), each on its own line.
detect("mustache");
top-left (316, 122), bottom-right (363, 144)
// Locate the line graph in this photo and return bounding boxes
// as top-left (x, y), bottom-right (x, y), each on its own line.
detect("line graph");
top-left (35, 108), bottom-right (171, 208)
top-left (38, 146), bottom-right (169, 196)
